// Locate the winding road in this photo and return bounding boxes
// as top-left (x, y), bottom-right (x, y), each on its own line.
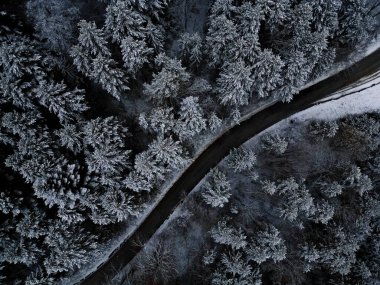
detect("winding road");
top-left (78, 48), bottom-right (380, 285)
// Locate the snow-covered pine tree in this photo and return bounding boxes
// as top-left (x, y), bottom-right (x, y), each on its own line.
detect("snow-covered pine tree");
top-left (146, 135), bottom-right (188, 170)
top-left (55, 123), bottom-right (83, 154)
top-left (210, 219), bottom-right (247, 250)
top-left (310, 199), bottom-right (335, 225)
top-left (105, 0), bottom-right (147, 44)
top-left (121, 36), bottom-right (153, 74)
top-left (174, 96), bottom-right (207, 140)
top-left (256, 0), bottom-right (291, 31)
top-left (34, 80), bottom-right (88, 123)
top-left (71, 21), bottom-right (129, 100)
top-left (227, 147), bottom-right (257, 174)
top-left (208, 112), bottom-right (222, 133)
top-left (246, 224), bottom-right (286, 264)
top-left (337, 0), bottom-right (377, 50)
top-left (83, 117), bottom-right (131, 177)
top-left (251, 49), bottom-right (284, 99)
top-left (75, 20), bottom-right (111, 57)
top-left (307, 120), bottom-right (339, 141)
top-left (261, 133), bottom-right (288, 155)
top-left (139, 107), bottom-right (175, 135)
top-left (206, 14), bottom-right (239, 67)
top-left (212, 251), bottom-right (262, 285)
top-left (43, 222), bottom-right (98, 274)
top-left (216, 60), bottom-right (253, 108)
top-left (26, 0), bottom-right (80, 51)
top-left (91, 55), bottom-right (129, 100)
top-left (201, 168), bottom-right (231, 208)
top-left (178, 32), bottom-right (203, 67)
top-left (265, 178), bottom-right (315, 222)
top-left (143, 54), bottom-right (190, 103)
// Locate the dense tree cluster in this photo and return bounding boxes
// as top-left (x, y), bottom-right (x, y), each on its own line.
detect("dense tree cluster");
top-left (0, 0), bottom-right (378, 283)
top-left (194, 113), bottom-right (380, 284)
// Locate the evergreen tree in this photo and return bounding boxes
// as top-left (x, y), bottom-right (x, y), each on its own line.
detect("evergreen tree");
top-left (246, 225), bottom-right (286, 264)
top-left (178, 32), bottom-right (203, 66)
top-left (227, 147), bottom-right (257, 174)
top-left (34, 80), bottom-right (88, 123)
top-left (139, 107), bottom-right (175, 135)
top-left (175, 96), bottom-right (207, 140)
top-left (91, 55), bottom-right (129, 100)
top-left (216, 61), bottom-right (253, 108)
top-left (307, 120), bottom-right (339, 141)
top-left (26, 0), bottom-right (80, 51)
top-left (121, 36), bottom-right (153, 74)
top-left (75, 20), bottom-right (111, 57)
top-left (202, 168), bottom-right (231, 208)
top-left (208, 112), bottom-right (222, 133)
top-left (261, 133), bottom-right (288, 155)
top-left (105, 0), bottom-right (147, 43)
top-left (206, 14), bottom-right (239, 67)
top-left (210, 219), bottom-right (247, 250)
top-left (337, 0), bottom-right (377, 50)
top-left (146, 135), bottom-right (188, 170)
top-left (251, 49), bottom-right (284, 99)
top-left (143, 54), bottom-right (190, 103)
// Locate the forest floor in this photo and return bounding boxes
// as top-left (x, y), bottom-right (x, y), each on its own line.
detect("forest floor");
top-left (72, 47), bottom-right (380, 285)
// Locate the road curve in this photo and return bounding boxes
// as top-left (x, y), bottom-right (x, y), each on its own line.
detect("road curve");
top-left (79, 48), bottom-right (380, 285)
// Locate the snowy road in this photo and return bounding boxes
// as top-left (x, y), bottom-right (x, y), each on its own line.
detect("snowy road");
top-left (78, 49), bottom-right (380, 285)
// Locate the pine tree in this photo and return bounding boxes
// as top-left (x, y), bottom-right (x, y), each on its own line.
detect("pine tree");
top-left (202, 168), bottom-right (231, 208)
top-left (210, 219), bottom-right (247, 250)
top-left (139, 107), bottom-right (175, 135)
top-left (143, 55), bottom-right (190, 103)
top-left (83, 117), bottom-right (131, 177)
top-left (133, 151), bottom-right (167, 183)
top-left (0, 39), bottom-right (45, 110)
top-left (1, 110), bottom-right (41, 137)
top-left (206, 14), bottom-right (239, 67)
top-left (309, 0), bottom-right (341, 32)
top-left (261, 133), bottom-right (288, 155)
top-left (227, 147), bottom-right (257, 173)
top-left (256, 0), bottom-right (291, 31)
top-left (147, 135), bottom-right (188, 170)
top-left (26, 0), bottom-right (80, 51)
top-left (75, 20), bottom-right (111, 57)
top-left (34, 80), bottom-right (88, 123)
top-left (175, 96), bottom-right (207, 140)
top-left (43, 222), bottom-right (98, 274)
top-left (251, 49), bottom-right (284, 98)
top-left (246, 225), bottom-right (286, 264)
top-left (337, 0), bottom-right (377, 50)
top-left (266, 178), bottom-right (315, 222)
top-left (311, 199), bottom-right (335, 225)
top-left (121, 36), bottom-right (153, 74)
top-left (91, 55), bottom-right (129, 100)
top-left (216, 61), bottom-right (253, 108)
top-left (208, 112), bottom-right (222, 133)
top-left (55, 123), bottom-right (83, 154)
top-left (210, 0), bottom-right (236, 18)
top-left (307, 120), bottom-right (339, 141)
top-left (178, 32), bottom-right (203, 66)
top-left (212, 251), bottom-right (262, 285)
top-left (344, 166), bottom-right (373, 196)
top-left (105, 0), bottom-right (147, 44)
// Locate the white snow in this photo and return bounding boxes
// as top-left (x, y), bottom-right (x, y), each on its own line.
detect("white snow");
top-left (291, 75), bottom-right (380, 122)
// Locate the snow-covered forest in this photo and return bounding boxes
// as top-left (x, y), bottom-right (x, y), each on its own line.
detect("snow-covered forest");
top-left (118, 103), bottom-right (380, 284)
top-left (0, 0), bottom-right (379, 284)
